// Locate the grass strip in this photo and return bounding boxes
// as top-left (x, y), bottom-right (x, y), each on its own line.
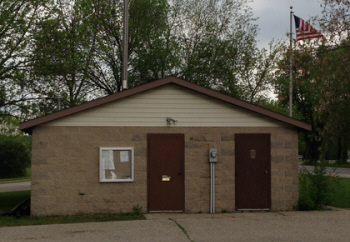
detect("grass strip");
top-left (0, 191), bottom-right (144, 227)
top-left (0, 213), bottom-right (145, 227)
top-left (169, 218), bottom-right (194, 242)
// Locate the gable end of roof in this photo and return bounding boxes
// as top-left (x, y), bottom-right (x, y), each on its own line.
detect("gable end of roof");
top-left (19, 76), bottom-right (312, 133)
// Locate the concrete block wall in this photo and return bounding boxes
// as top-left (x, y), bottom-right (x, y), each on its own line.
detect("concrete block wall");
top-left (31, 126), bottom-right (298, 216)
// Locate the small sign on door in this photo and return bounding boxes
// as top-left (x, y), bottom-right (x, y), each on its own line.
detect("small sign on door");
top-left (250, 150), bottom-right (256, 159)
top-left (162, 175), bottom-right (171, 181)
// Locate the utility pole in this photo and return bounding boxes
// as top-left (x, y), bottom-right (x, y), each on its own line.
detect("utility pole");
top-left (122, 0), bottom-right (129, 90)
top-left (289, 6), bottom-right (293, 117)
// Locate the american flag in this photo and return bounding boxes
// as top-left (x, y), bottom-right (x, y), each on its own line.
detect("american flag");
top-left (294, 15), bottom-right (323, 41)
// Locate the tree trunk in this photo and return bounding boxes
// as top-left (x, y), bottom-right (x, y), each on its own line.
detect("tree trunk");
top-left (304, 130), bottom-right (320, 163)
top-left (337, 136), bottom-right (342, 162)
top-left (341, 136), bottom-right (349, 164)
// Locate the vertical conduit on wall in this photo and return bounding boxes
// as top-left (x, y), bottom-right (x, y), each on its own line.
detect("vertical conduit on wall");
top-left (209, 148), bottom-right (217, 214)
top-left (210, 162), bottom-right (215, 214)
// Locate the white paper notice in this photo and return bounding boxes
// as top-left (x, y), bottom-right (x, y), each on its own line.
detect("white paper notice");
top-left (120, 151), bottom-right (129, 162)
top-left (103, 150), bottom-right (115, 170)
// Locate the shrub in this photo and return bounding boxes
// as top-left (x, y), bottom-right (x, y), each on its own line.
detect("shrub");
top-left (132, 204), bottom-right (143, 215)
top-left (0, 135), bottom-right (31, 178)
top-left (298, 161), bottom-right (337, 210)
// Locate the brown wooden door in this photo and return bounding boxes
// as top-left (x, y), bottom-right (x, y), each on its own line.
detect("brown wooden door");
top-left (235, 134), bottom-right (271, 210)
top-left (147, 134), bottom-right (185, 212)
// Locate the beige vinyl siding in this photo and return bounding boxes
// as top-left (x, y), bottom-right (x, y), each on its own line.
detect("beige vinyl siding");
top-left (43, 84), bottom-right (283, 127)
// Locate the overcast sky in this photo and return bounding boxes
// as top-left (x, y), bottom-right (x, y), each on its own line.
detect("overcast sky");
top-left (249, 0), bottom-right (324, 49)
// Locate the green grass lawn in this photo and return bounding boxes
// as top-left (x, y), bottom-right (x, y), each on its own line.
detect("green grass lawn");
top-left (0, 167), bottom-right (31, 182)
top-left (330, 177), bottom-right (350, 208)
top-left (0, 190), bottom-right (30, 210)
top-left (0, 212), bottom-right (144, 227)
top-left (319, 163), bottom-right (350, 169)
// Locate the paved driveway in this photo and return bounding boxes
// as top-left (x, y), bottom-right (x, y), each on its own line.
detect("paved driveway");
top-left (0, 181), bottom-right (31, 192)
top-left (1, 209), bottom-right (350, 241)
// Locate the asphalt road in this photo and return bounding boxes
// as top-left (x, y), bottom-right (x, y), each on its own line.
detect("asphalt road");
top-left (299, 165), bottom-right (350, 178)
top-left (0, 181), bottom-right (31, 192)
top-left (1, 210), bottom-right (350, 241)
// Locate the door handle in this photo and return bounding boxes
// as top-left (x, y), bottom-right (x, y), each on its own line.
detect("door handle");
top-left (265, 170), bottom-right (268, 174)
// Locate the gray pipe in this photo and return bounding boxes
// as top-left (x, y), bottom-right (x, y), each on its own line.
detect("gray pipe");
top-left (210, 162), bottom-right (215, 214)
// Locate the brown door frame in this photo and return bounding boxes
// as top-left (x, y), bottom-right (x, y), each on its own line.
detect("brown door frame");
top-left (235, 133), bottom-right (271, 210)
top-left (147, 133), bottom-right (185, 212)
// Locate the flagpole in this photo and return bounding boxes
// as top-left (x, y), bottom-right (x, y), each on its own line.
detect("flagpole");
top-left (289, 6), bottom-right (293, 117)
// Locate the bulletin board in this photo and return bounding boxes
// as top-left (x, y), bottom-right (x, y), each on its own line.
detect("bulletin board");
top-left (99, 147), bottom-right (134, 182)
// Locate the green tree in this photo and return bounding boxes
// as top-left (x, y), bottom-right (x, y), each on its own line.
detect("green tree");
top-left (238, 41), bottom-right (282, 104)
top-left (88, 0), bottom-right (176, 94)
top-left (272, 0), bottom-right (350, 162)
top-left (0, 0), bottom-right (42, 120)
top-left (3, 0), bottom-right (277, 120)
top-left (80, 0), bottom-right (270, 102)
top-left (84, 0), bottom-right (123, 95)
top-left (274, 44), bottom-right (323, 162)
top-left (129, 0), bottom-right (178, 83)
top-left (32, 0), bottom-right (99, 113)
top-left (314, 43), bottom-right (350, 163)
top-left (316, 0), bottom-right (350, 163)
top-left (0, 116), bottom-right (24, 136)
top-left (169, 0), bottom-right (260, 99)
top-left (167, 0), bottom-right (280, 103)
top-left (319, 0), bottom-right (350, 47)
top-left (0, 135), bottom-right (31, 178)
